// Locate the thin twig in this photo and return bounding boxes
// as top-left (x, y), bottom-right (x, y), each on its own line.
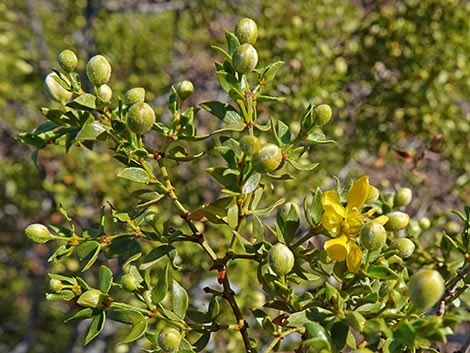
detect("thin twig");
top-left (436, 263), bottom-right (470, 317)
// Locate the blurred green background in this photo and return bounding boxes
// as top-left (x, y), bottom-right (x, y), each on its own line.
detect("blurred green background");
top-left (1, 0), bottom-right (469, 352)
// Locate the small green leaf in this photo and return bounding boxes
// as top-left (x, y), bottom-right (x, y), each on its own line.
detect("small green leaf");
top-left (76, 121), bottom-right (106, 141)
top-left (85, 311), bottom-right (106, 345)
top-left (46, 290), bottom-right (76, 301)
top-left (331, 321), bottom-right (349, 349)
top-left (67, 93), bottom-right (97, 111)
top-left (65, 308), bottom-right (94, 322)
top-left (187, 309), bottom-right (211, 323)
top-left (193, 332), bottom-right (211, 352)
top-left (225, 31), bottom-right (240, 55)
top-left (108, 309), bottom-right (144, 325)
top-left (208, 296), bottom-right (220, 319)
top-left (287, 158), bottom-right (319, 171)
top-left (227, 204), bottom-right (239, 228)
top-left (77, 241), bottom-right (101, 271)
top-left (152, 262), bottom-right (169, 304)
top-left (262, 61), bottom-right (285, 82)
top-left (206, 167), bottom-right (240, 192)
top-left (118, 320), bottom-right (147, 345)
top-left (395, 320), bottom-right (415, 348)
top-left (365, 265), bottom-right (399, 280)
top-left (139, 245), bottom-right (174, 270)
top-left (242, 173), bottom-right (261, 194)
top-left (305, 187), bottom-right (323, 226)
top-left (16, 132), bottom-right (47, 148)
top-left (98, 265), bottom-right (113, 294)
top-left (304, 132), bottom-right (336, 145)
top-left (199, 101), bottom-right (242, 124)
top-left (215, 71), bottom-right (240, 94)
top-left (171, 279), bottom-right (189, 319)
top-left (117, 167), bottom-right (151, 184)
top-left (211, 45), bottom-right (231, 62)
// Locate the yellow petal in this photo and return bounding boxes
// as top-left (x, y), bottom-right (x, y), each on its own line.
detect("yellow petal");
top-left (347, 240), bottom-right (362, 272)
top-left (374, 215), bottom-right (389, 225)
top-left (324, 236), bottom-right (349, 261)
top-left (322, 190), bottom-right (341, 208)
top-left (347, 176), bottom-right (370, 212)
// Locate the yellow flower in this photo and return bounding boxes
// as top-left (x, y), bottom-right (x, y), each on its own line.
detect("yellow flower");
top-left (321, 176), bottom-right (388, 272)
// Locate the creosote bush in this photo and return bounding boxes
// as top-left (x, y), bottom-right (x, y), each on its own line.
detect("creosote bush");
top-left (19, 18), bottom-right (470, 353)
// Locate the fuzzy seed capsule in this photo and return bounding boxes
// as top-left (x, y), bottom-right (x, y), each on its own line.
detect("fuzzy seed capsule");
top-left (175, 80), bottom-right (194, 100)
top-left (409, 269), bottom-right (444, 312)
top-left (58, 49), bottom-right (78, 72)
top-left (394, 187), bottom-right (412, 207)
top-left (239, 135), bottom-right (261, 156)
top-left (127, 102), bottom-right (156, 134)
top-left (312, 104), bottom-right (333, 126)
top-left (360, 221), bottom-right (387, 251)
top-left (391, 237), bottom-right (415, 258)
top-left (95, 84), bottom-right (113, 102)
top-left (86, 55), bottom-right (111, 86)
top-left (125, 87), bottom-right (146, 106)
top-left (25, 223), bottom-right (53, 244)
top-left (234, 18), bottom-right (258, 45)
top-left (385, 211), bottom-right (410, 231)
top-left (158, 327), bottom-right (182, 353)
top-left (232, 43), bottom-right (258, 74)
top-left (252, 144), bottom-right (282, 173)
top-left (267, 243), bottom-right (295, 276)
top-left (121, 273), bottom-right (139, 292)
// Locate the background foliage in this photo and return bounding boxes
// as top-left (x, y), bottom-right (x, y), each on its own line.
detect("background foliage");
top-left (1, 0), bottom-right (469, 352)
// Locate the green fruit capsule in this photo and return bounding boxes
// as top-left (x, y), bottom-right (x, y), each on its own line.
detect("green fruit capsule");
top-left (125, 87), bottom-right (146, 106)
top-left (58, 49), bottom-right (78, 72)
top-left (419, 217), bottom-right (431, 230)
top-left (253, 144), bottom-right (282, 173)
top-left (394, 187), bottom-right (413, 207)
top-left (158, 327), bottom-right (182, 353)
top-left (175, 80), bottom-right (194, 100)
top-left (95, 84), bottom-right (113, 102)
top-left (391, 237), bottom-right (415, 258)
top-left (409, 269), bottom-right (444, 312)
top-left (385, 211), bottom-right (410, 231)
top-left (239, 135), bottom-right (261, 155)
top-left (312, 104), bottom-right (333, 126)
top-left (360, 221), bottom-right (387, 251)
top-left (234, 18), bottom-right (258, 44)
top-left (232, 43), bottom-right (258, 74)
top-left (77, 289), bottom-right (105, 309)
top-left (44, 73), bottom-right (73, 102)
top-left (127, 102), bottom-right (156, 134)
top-left (121, 273), bottom-right (139, 292)
top-left (267, 243), bottom-right (295, 276)
top-left (86, 54), bottom-right (111, 86)
top-left (25, 223), bottom-right (53, 244)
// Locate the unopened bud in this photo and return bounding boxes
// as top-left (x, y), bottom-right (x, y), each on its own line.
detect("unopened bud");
top-left (360, 221), bottom-right (387, 251)
top-left (86, 55), bottom-right (111, 86)
top-left (77, 289), bottom-right (105, 309)
top-left (385, 211), bottom-right (410, 231)
top-left (58, 49), bottom-right (78, 72)
top-left (125, 87), bottom-right (146, 106)
top-left (394, 187), bottom-right (412, 207)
